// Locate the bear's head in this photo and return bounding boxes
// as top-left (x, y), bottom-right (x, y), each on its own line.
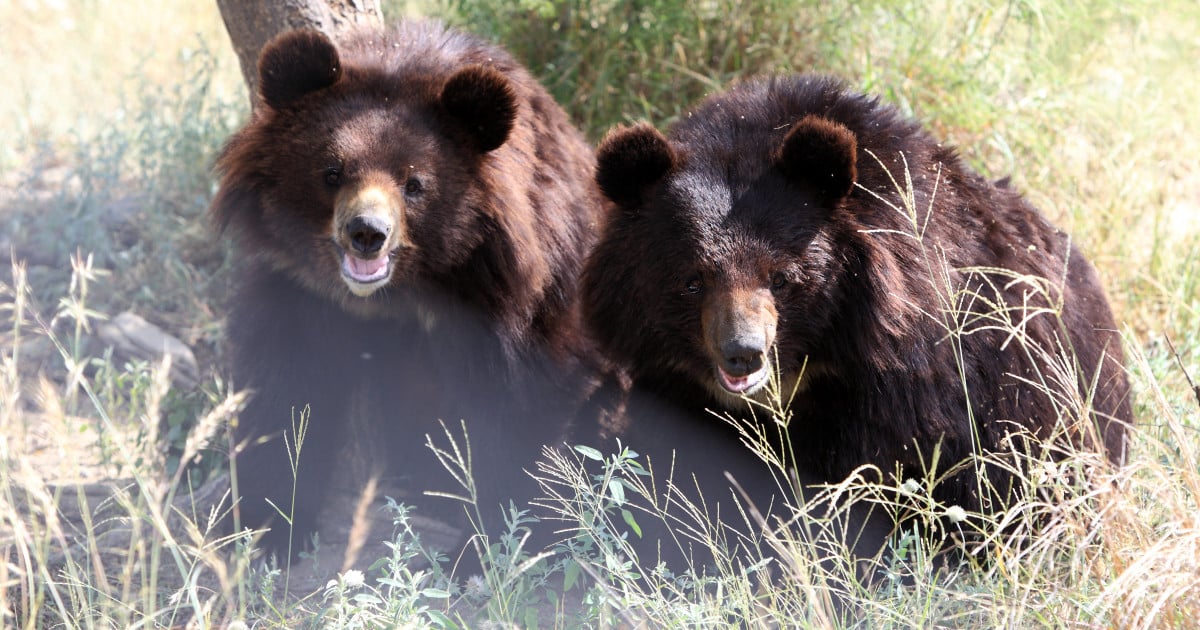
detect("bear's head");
top-left (585, 115), bottom-right (863, 410)
top-left (212, 28), bottom-right (520, 315)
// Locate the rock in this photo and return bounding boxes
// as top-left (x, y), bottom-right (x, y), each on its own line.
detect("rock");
top-left (98, 194), bottom-right (150, 248)
top-left (96, 311), bottom-right (200, 389)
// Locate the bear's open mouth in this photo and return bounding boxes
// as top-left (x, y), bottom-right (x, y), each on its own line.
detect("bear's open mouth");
top-left (716, 363), bottom-right (770, 395)
top-left (342, 252), bottom-right (390, 283)
top-left (340, 251), bottom-right (392, 296)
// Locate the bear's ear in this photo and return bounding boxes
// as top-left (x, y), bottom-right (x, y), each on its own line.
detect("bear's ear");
top-left (776, 115), bottom-right (857, 205)
top-left (595, 123), bottom-right (675, 209)
top-left (441, 65), bottom-right (518, 153)
top-left (258, 30), bottom-right (342, 110)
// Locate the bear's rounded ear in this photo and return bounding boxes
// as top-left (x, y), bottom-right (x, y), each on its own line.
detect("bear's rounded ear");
top-left (596, 123), bottom-right (675, 209)
top-left (776, 115), bottom-right (857, 205)
top-left (441, 65), bottom-right (518, 153)
top-left (257, 30), bottom-right (342, 110)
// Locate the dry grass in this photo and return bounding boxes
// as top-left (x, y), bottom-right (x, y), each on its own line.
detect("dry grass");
top-left (0, 0), bottom-right (242, 162)
top-left (1, 0), bottom-right (1198, 627)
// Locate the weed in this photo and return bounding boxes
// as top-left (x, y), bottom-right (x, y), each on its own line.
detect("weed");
top-left (1, 0), bottom-right (1198, 627)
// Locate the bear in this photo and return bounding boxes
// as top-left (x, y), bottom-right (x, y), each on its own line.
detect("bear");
top-left (580, 74), bottom-right (1132, 542)
top-left (209, 19), bottom-right (604, 557)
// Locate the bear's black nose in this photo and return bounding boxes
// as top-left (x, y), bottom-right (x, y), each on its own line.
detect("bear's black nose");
top-left (720, 338), bottom-right (765, 377)
top-left (346, 215), bottom-right (391, 256)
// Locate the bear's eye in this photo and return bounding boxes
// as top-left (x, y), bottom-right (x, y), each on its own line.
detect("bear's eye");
top-left (684, 276), bottom-right (704, 295)
top-left (324, 167), bottom-right (342, 187)
top-left (770, 272), bottom-right (788, 291)
top-left (404, 177), bottom-right (424, 197)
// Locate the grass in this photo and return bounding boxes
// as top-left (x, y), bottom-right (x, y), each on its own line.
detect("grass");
top-left (2, 0), bottom-right (1198, 627)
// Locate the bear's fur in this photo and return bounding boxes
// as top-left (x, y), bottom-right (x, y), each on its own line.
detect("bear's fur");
top-left (582, 75), bottom-right (1131, 521)
top-left (210, 20), bottom-right (603, 553)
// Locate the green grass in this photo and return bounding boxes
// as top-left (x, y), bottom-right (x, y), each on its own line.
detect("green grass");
top-left (2, 0), bottom-right (1198, 627)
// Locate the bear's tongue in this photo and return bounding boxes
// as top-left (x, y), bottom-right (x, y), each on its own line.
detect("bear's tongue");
top-left (342, 253), bottom-right (388, 282)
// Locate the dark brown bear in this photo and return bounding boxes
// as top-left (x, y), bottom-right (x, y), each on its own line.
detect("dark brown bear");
top-left (210, 20), bottom-right (603, 554)
top-left (582, 75), bottom-right (1131, 525)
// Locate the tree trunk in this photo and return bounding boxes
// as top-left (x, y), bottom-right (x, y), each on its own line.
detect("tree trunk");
top-left (217, 0), bottom-right (383, 107)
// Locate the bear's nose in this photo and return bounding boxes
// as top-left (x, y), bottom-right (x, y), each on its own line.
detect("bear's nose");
top-left (346, 215), bottom-right (391, 256)
top-left (720, 337), bottom-right (766, 377)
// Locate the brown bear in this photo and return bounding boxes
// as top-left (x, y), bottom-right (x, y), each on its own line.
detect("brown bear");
top-left (582, 75), bottom-right (1131, 531)
top-left (210, 20), bottom-right (603, 555)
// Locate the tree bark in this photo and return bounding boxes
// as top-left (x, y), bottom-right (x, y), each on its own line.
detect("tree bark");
top-left (217, 0), bottom-right (383, 107)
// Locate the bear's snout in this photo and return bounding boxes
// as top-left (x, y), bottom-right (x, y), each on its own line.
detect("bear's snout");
top-left (333, 182), bottom-right (408, 296)
top-left (719, 335), bottom-right (766, 378)
top-left (334, 183), bottom-right (405, 253)
top-left (346, 215), bottom-right (391, 257)
top-left (703, 287), bottom-right (777, 395)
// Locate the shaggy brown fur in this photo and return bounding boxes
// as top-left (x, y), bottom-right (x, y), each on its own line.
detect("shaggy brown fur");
top-left (211, 20), bottom-right (603, 554)
top-left (583, 75), bottom-right (1131, 521)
